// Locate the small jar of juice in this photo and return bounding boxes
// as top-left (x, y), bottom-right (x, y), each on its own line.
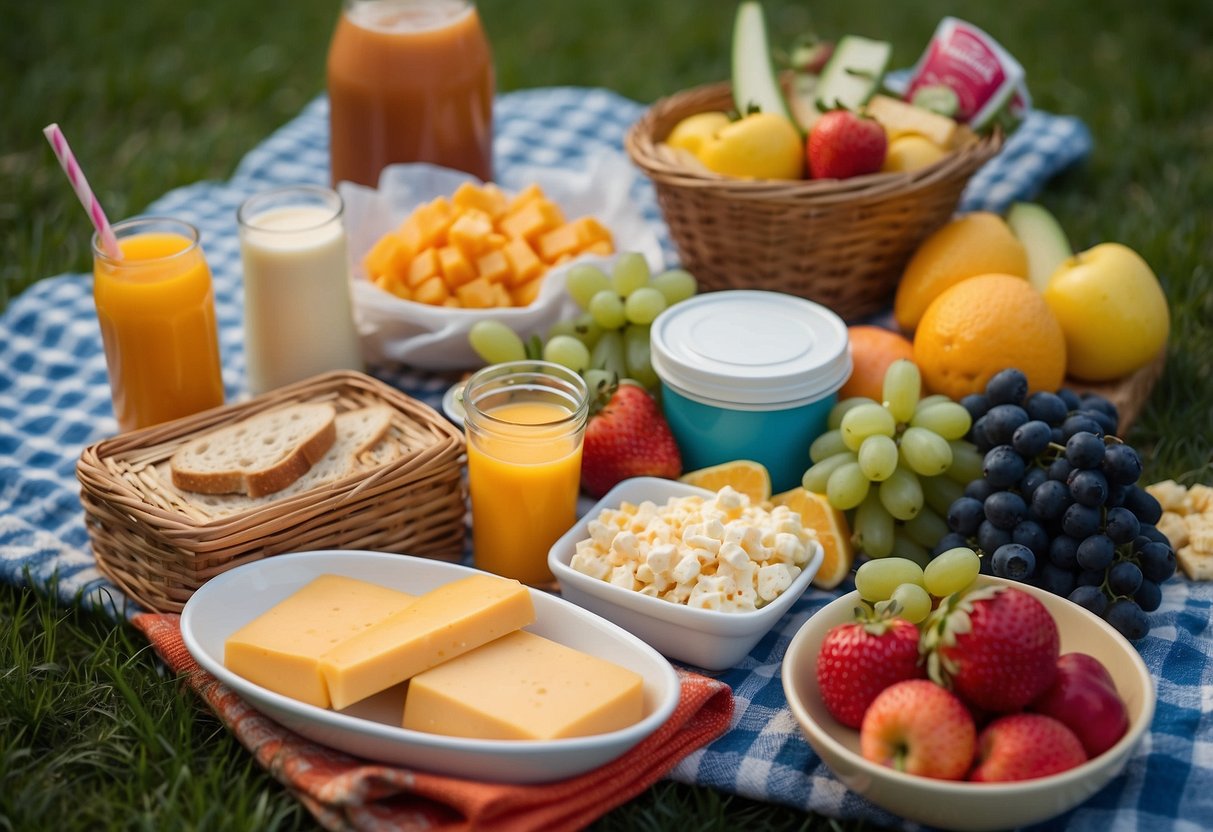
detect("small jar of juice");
top-left (92, 218), bottom-right (225, 432)
top-left (462, 361), bottom-right (589, 586)
top-left (327, 0), bottom-right (494, 188)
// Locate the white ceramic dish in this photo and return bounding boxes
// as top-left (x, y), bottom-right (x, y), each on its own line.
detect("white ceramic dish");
top-left (781, 575), bottom-right (1156, 831)
top-left (548, 477), bottom-right (823, 670)
top-left (180, 550), bottom-right (680, 784)
top-left (339, 155), bottom-right (664, 371)
top-left (441, 379), bottom-right (467, 427)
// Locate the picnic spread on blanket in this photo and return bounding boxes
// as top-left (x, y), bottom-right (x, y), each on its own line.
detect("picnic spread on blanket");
top-left (4, 4), bottom-right (1211, 831)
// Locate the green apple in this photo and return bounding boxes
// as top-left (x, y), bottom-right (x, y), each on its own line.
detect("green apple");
top-left (1006, 202), bottom-right (1072, 292)
top-left (1042, 242), bottom-right (1170, 381)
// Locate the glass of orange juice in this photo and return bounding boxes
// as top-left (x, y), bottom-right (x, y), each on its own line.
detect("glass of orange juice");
top-left (327, 0), bottom-right (494, 188)
top-left (92, 218), bottom-right (225, 433)
top-left (462, 361), bottom-right (589, 586)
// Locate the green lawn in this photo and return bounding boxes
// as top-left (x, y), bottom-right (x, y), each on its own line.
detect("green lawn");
top-left (3, 0), bottom-right (1211, 829)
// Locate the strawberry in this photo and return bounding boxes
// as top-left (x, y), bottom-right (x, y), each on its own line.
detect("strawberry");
top-left (816, 610), bottom-right (925, 729)
top-left (806, 109), bottom-right (888, 180)
top-left (969, 713), bottom-right (1087, 782)
top-left (580, 379), bottom-right (681, 498)
top-left (921, 584), bottom-right (1059, 713)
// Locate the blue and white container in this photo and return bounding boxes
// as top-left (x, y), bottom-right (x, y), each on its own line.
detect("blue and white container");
top-left (650, 290), bottom-right (852, 493)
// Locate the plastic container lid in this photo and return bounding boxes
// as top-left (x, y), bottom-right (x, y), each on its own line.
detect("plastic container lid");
top-left (650, 290), bottom-right (852, 409)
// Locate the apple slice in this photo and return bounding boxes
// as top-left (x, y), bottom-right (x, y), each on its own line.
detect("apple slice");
top-left (1006, 202), bottom-right (1072, 292)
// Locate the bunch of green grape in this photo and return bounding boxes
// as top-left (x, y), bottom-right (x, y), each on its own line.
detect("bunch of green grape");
top-left (467, 253), bottom-right (697, 391)
top-left (854, 548), bottom-right (982, 623)
top-left (803, 359), bottom-right (984, 563)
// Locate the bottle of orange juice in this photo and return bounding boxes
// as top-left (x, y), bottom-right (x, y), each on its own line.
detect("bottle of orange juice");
top-left (92, 218), bottom-right (225, 432)
top-left (327, 0), bottom-right (494, 188)
top-left (462, 361), bottom-right (589, 586)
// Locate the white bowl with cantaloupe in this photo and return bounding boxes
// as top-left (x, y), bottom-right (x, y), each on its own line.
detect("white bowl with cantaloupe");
top-left (180, 550), bottom-right (680, 783)
top-left (338, 156), bottom-right (664, 372)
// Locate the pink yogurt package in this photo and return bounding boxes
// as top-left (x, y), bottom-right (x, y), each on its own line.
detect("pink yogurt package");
top-left (904, 17), bottom-right (1030, 129)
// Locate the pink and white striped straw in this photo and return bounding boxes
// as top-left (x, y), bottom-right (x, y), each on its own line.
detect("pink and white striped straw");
top-left (42, 123), bottom-right (123, 260)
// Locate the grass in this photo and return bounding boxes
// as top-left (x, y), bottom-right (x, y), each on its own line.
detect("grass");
top-left (2, 0), bottom-right (1211, 828)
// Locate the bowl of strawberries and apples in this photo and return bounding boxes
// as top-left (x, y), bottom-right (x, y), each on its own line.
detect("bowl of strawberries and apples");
top-left (781, 561), bottom-right (1155, 831)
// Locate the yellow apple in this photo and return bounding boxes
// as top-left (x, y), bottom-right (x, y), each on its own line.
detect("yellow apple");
top-left (1042, 242), bottom-right (1170, 381)
top-left (697, 112), bottom-right (804, 180)
top-left (665, 111), bottom-right (731, 157)
top-left (881, 133), bottom-right (948, 173)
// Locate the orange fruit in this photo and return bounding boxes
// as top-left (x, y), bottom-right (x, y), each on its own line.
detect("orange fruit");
top-left (771, 487), bottom-right (854, 590)
top-left (893, 212), bottom-right (1029, 332)
top-left (913, 273), bottom-right (1067, 400)
top-left (839, 325), bottom-right (917, 402)
top-left (679, 459), bottom-right (771, 503)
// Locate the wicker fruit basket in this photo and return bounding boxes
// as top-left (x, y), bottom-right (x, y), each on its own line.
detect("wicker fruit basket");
top-left (625, 79), bottom-right (1005, 320)
top-left (77, 370), bottom-right (467, 613)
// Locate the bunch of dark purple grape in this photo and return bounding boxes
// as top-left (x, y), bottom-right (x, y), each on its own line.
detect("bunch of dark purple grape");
top-left (935, 368), bottom-right (1176, 640)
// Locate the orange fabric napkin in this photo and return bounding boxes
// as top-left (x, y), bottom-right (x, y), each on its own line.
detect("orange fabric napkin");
top-left (132, 613), bottom-right (733, 832)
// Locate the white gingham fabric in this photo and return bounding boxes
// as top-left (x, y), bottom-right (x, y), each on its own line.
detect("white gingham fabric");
top-left (6, 88), bottom-right (1211, 831)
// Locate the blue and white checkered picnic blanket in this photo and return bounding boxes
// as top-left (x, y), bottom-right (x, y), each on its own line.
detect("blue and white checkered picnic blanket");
top-left (4, 87), bottom-right (1211, 831)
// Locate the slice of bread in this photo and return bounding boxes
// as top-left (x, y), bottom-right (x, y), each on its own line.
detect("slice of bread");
top-left (179, 404), bottom-right (398, 518)
top-left (170, 402), bottom-right (337, 497)
top-left (282, 405), bottom-right (395, 492)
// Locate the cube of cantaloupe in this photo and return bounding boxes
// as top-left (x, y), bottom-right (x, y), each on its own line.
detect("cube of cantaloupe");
top-left (536, 223), bottom-right (584, 263)
top-left (373, 272), bottom-right (410, 300)
top-left (363, 233), bottom-right (407, 281)
top-left (490, 282), bottom-right (512, 307)
top-left (414, 275), bottom-right (450, 305)
top-left (476, 249), bottom-right (512, 285)
top-left (502, 237), bottom-right (543, 287)
top-left (505, 183), bottom-right (546, 215)
top-left (452, 181), bottom-right (508, 219)
top-left (455, 276), bottom-right (496, 308)
top-left (510, 276), bottom-right (543, 307)
top-left (448, 208), bottom-right (494, 259)
top-left (437, 245), bottom-right (477, 288)
top-left (399, 198), bottom-right (455, 252)
top-left (498, 200), bottom-right (564, 242)
top-left (407, 248), bottom-right (440, 288)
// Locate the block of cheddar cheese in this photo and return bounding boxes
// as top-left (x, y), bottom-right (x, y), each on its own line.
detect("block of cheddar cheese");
top-left (319, 573), bottom-right (535, 710)
top-left (223, 574), bottom-right (416, 709)
top-left (401, 630), bottom-right (645, 740)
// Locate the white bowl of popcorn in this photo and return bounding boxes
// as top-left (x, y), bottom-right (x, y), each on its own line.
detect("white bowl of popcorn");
top-left (548, 477), bottom-right (823, 670)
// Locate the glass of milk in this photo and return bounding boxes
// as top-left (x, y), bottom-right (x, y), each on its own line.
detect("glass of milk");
top-left (237, 185), bottom-right (365, 395)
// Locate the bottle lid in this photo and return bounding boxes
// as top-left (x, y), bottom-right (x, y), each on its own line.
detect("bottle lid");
top-left (650, 290), bottom-right (852, 409)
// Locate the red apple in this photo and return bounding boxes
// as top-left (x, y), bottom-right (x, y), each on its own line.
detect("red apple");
top-left (970, 713), bottom-right (1087, 782)
top-left (806, 109), bottom-right (887, 180)
top-left (860, 679), bottom-right (976, 780)
top-left (1030, 652), bottom-right (1129, 757)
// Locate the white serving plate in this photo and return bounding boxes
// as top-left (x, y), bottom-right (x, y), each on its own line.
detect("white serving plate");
top-left (180, 550), bottom-right (680, 784)
top-left (781, 575), bottom-right (1156, 831)
top-left (548, 477), bottom-right (823, 670)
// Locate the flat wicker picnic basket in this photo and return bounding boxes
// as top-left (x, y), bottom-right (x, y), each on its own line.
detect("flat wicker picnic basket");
top-left (77, 370), bottom-right (467, 613)
top-left (624, 79), bottom-right (1005, 320)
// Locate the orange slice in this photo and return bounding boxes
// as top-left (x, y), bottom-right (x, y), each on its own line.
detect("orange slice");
top-left (771, 487), bottom-right (854, 590)
top-left (679, 460), bottom-right (772, 504)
